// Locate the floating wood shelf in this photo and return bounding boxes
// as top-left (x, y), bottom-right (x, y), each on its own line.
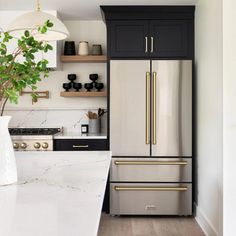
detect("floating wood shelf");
top-left (61, 55), bottom-right (107, 63)
top-left (60, 91), bottom-right (107, 97)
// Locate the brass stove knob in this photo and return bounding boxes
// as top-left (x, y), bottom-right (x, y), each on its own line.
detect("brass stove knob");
top-left (20, 142), bottom-right (27, 149)
top-left (42, 142), bottom-right (49, 149)
top-left (34, 142), bottom-right (41, 149)
top-left (13, 143), bottom-right (19, 149)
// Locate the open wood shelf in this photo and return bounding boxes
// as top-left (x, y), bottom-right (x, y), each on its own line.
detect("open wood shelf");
top-left (60, 91), bottom-right (107, 97)
top-left (61, 55), bottom-right (107, 63)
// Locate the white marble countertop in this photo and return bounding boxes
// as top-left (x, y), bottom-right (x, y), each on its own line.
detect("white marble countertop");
top-left (0, 151), bottom-right (111, 236)
top-left (54, 132), bottom-right (107, 139)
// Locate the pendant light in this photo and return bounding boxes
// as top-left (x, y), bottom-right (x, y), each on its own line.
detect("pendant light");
top-left (7, 0), bottom-right (69, 41)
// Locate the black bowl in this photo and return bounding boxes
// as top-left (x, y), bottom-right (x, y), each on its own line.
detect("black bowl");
top-left (68, 74), bottom-right (77, 82)
top-left (95, 83), bottom-right (104, 92)
top-left (89, 74), bottom-right (98, 82)
top-left (73, 83), bottom-right (82, 91)
top-left (63, 83), bottom-right (72, 92)
top-left (84, 83), bottom-right (93, 92)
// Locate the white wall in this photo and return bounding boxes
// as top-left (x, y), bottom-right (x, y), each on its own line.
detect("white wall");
top-left (223, 0), bottom-right (236, 235)
top-left (195, 0), bottom-right (223, 235)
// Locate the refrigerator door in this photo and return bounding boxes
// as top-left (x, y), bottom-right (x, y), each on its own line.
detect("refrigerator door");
top-left (151, 60), bottom-right (192, 156)
top-left (110, 60), bottom-right (151, 156)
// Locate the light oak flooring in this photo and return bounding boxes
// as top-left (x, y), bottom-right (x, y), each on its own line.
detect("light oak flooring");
top-left (98, 214), bottom-right (205, 236)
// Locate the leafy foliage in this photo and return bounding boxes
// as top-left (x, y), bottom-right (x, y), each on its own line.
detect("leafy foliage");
top-left (0, 20), bottom-right (54, 115)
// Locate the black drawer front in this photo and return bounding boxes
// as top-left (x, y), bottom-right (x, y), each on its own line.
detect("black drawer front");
top-left (53, 139), bottom-right (108, 151)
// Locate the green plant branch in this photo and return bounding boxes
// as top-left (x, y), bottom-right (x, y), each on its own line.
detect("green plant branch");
top-left (0, 97), bottom-right (8, 116)
top-left (0, 20), bottom-right (53, 116)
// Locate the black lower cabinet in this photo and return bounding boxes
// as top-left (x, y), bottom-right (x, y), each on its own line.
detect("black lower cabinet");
top-left (53, 139), bottom-right (109, 151)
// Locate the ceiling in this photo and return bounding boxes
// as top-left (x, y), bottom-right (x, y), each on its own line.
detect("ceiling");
top-left (0, 0), bottom-right (199, 20)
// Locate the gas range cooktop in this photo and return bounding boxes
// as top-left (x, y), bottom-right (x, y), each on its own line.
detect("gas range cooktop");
top-left (9, 127), bottom-right (62, 151)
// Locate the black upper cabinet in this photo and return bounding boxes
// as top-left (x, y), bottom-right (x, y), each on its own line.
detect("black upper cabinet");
top-left (101, 6), bottom-right (195, 59)
top-left (149, 20), bottom-right (190, 58)
top-left (109, 21), bottom-right (149, 58)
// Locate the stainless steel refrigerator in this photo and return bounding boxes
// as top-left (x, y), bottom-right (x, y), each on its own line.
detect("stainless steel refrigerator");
top-left (109, 60), bottom-right (192, 215)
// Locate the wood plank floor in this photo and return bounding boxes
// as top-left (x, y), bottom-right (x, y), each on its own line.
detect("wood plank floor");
top-left (98, 214), bottom-right (205, 236)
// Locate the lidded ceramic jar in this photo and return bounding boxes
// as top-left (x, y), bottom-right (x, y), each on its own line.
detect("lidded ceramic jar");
top-left (78, 41), bottom-right (89, 56)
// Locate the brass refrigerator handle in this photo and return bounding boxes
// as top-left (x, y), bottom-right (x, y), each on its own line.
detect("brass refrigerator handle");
top-left (114, 160), bottom-right (188, 165)
top-left (146, 72), bottom-right (150, 144)
top-left (152, 72), bottom-right (157, 145)
top-left (145, 37), bottom-right (148, 53)
top-left (114, 186), bottom-right (188, 191)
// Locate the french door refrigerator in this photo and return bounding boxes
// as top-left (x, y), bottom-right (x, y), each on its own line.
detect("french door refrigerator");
top-left (110, 60), bottom-right (192, 215)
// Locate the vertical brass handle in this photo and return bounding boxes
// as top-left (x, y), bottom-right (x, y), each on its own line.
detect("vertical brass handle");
top-left (146, 72), bottom-right (150, 144)
top-left (145, 37), bottom-right (148, 53)
top-left (152, 72), bottom-right (157, 145)
top-left (151, 37), bottom-right (154, 53)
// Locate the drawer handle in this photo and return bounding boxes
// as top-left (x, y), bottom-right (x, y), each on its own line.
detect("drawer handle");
top-left (114, 186), bottom-right (188, 191)
top-left (72, 145), bottom-right (89, 148)
top-left (114, 161), bottom-right (188, 165)
top-left (145, 205), bottom-right (156, 210)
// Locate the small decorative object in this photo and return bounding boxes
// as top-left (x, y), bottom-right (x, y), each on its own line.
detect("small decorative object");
top-left (73, 83), bottom-right (82, 92)
top-left (64, 41), bottom-right (76, 55)
top-left (92, 44), bottom-right (103, 55)
top-left (63, 83), bottom-right (72, 92)
top-left (63, 74), bottom-right (83, 92)
top-left (84, 83), bottom-right (93, 92)
top-left (89, 73), bottom-right (98, 82)
top-left (95, 83), bottom-right (104, 92)
top-left (81, 124), bottom-right (89, 134)
top-left (68, 74), bottom-right (77, 82)
top-left (78, 41), bottom-right (89, 56)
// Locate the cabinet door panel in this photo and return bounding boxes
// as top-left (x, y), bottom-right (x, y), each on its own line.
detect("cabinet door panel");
top-left (150, 20), bottom-right (190, 58)
top-left (110, 60), bottom-right (150, 156)
top-left (151, 60), bottom-right (192, 156)
top-left (109, 21), bottom-right (149, 58)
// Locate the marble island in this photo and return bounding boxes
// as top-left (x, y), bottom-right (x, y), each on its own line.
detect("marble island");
top-left (0, 151), bottom-right (111, 236)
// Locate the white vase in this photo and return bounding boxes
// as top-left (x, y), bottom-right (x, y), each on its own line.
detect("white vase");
top-left (0, 116), bottom-right (17, 185)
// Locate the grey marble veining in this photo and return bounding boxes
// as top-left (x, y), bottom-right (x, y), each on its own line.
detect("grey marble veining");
top-left (4, 109), bottom-right (107, 134)
top-left (0, 151), bottom-right (111, 236)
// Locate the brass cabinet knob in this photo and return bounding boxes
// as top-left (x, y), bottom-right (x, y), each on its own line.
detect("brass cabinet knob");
top-left (34, 142), bottom-right (41, 149)
top-left (42, 142), bottom-right (49, 149)
top-left (20, 142), bottom-right (27, 149)
top-left (13, 143), bottom-right (19, 149)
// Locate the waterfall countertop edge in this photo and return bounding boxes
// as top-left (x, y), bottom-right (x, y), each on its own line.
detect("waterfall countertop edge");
top-left (0, 151), bottom-right (111, 236)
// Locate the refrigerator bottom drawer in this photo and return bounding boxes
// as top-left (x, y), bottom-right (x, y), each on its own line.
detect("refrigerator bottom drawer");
top-left (110, 183), bottom-right (192, 216)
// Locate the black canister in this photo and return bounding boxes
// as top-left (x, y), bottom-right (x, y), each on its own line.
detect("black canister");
top-left (64, 41), bottom-right (76, 55)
